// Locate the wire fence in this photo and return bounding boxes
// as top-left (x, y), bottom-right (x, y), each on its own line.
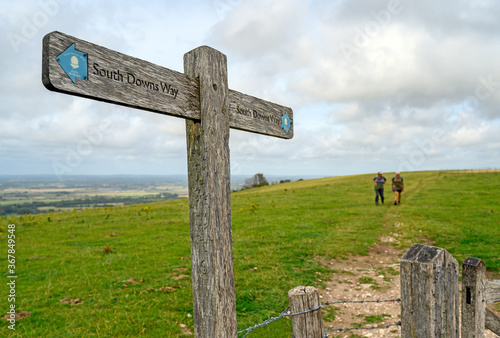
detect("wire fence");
top-left (439, 168), bottom-right (500, 173)
top-left (326, 321), bottom-right (401, 334)
top-left (238, 298), bottom-right (401, 337)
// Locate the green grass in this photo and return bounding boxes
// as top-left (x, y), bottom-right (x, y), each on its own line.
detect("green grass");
top-left (0, 171), bottom-right (499, 336)
top-left (352, 313), bottom-right (392, 327)
top-left (321, 306), bottom-right (340, 322)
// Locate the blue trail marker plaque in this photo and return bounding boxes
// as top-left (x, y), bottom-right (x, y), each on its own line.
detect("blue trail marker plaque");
top-left (56, 43), bottom-right (88, 83)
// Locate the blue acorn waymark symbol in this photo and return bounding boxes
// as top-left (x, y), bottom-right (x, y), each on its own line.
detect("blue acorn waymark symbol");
top-left (56, 43), bottom-right (88, 83)
top-left (281, 112), bottom-right (291, 133)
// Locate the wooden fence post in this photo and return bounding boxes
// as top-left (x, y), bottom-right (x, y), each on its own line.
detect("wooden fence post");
top-left (461, 257), bottom-right (486, 338)
top-left (288, 286), bottom-right (324, 338)
top-left (400, 244), bottom-right (459, 337)
top-left (485, 279), bottom-right (500, 305)
top-left (485, 279), bottom-right (500, 336)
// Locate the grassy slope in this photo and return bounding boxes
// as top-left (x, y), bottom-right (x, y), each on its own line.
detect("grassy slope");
top-left (0, 171), bottom-right (499, 336)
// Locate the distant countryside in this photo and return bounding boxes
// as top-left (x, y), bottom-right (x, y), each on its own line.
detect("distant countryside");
top-left (0, 174), bottom-right (309, 216)
top-left (0, 175), bottom-right (188, 216)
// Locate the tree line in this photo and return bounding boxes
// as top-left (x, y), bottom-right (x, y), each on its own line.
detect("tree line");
top-left (0, 193), bottom-right (179, 216)
top-left (237, 173), bottom-right (296, 191)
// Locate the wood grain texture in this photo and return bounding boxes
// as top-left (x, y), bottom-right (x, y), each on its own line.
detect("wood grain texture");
top-left (43, 31), bottom-right (293, 139)
top-left (184, 46), bottom-right (237, 337)
top-left (461, 257), bottom-right (486, 338)
top-left (486, 280), bottom-right (500, 304)
top-left (43, 31), bottom-right (200, 120)
top-left (229, 89), bottom-right (293, 139)
top-left (400, 244), bottom-right (459, 338)
top-left (288, 286), bottom-right (324, 338)
top-left (485, 307), bottom-right (500, 336)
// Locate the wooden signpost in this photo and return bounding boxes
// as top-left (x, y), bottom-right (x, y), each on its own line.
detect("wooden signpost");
top-left (43, 31), bottom-right (293, 139)
top-left (42, 31), bottom-right (293, 337)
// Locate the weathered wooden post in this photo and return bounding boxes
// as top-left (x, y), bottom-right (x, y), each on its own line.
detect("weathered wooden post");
top-left (184, 46), bottom-right (236, 337)
top-left (485, 279), bottom-right (500, 336)
top-left (42, 31), bottom-right (294, 337)
top-left (485, 279), bottom-right (500, 306)
top-left (288, 286), bottom-right (324, 338)
top-left (461, 257), bottom-right (486, 338)
top-left (461, 257), bottom-right (500, 336)
top-left (485, 307), bottom-right (500, 336)
top-left (400, 244), bottom-right (459, 337)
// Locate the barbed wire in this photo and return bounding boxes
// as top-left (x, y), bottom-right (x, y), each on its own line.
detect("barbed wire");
top-left (237, 298), bottom-right (401, 337)
top-left (237, 307), bottom-right (290, 337)
top-left (439, 168), bottom-right (500, 173)
top-left (238, 304), bottom-right (322, 337)
top-left (325, 321), bottom-right (401, 334)
top-left (323, 298), bottom-right (401, 306)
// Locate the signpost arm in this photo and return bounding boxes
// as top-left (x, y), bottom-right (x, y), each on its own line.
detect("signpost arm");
top-left (184, 46), bottom-right (237, 337)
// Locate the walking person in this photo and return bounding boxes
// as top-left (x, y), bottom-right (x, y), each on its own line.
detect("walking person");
top-left (392, 172), bottom-right (404, 205)
top-left (373, 171), bottom-right (386, 205)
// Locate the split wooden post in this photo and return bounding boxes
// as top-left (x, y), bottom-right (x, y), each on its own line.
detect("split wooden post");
top-left (461, 257), bottom-right (486, 338)
top-left (400, 244), bottom-right (459, 338)
top-left (485, 307), bottom-right (500, 336)
top-left (462, 258), bottom-right (500, 337)
top-left (184, 46), bottom-right (236, 337)
top-left (288, 286), bottom-right (324, 338)
top-left (485, 279), bottom-right (500, 305)
top-left (485, 279), bottom-right (500, 336)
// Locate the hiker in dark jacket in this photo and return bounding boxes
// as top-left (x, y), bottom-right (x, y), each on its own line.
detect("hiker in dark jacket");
top-left (373, 171), bottom-right (386, 205)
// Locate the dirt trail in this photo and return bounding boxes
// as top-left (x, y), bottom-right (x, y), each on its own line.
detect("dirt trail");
top-left (317, 174), bottom-right (500, 337)
top-left (319, 241), bottom-right (500, 338)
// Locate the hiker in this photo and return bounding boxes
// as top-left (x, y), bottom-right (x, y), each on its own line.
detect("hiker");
top-left (392, 172), bottom-right (404, 205)
top-left (373, 171), bottom-right (386, 205)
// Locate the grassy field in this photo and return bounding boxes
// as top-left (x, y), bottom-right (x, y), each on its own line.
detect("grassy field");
top-left (0, 171), bottom-right (499, 336)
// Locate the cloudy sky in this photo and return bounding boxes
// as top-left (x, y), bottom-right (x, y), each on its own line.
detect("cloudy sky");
top-left (1, 0), bottom-right (500, 178)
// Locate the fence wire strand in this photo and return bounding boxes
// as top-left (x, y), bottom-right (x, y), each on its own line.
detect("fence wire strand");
top-left (237, 307), bottom-right (290, 337)
top-left (237, 298), bottom-right (401, 337)
top-left (323, 298), bottom-right (401, 306)
top-left (326, 321), bottom-right (401, 334)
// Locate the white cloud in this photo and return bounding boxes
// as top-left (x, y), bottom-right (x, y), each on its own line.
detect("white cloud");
top-left (1, 0), bottom-right (500, 176)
